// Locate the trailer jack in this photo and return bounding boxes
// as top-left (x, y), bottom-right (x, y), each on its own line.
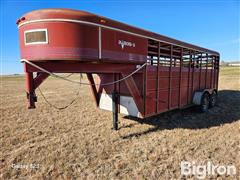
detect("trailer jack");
top-left (112, 92), bottom-right (119, 130)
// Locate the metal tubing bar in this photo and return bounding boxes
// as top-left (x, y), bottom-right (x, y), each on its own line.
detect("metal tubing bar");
top-left (210, 57), bottom-right (213, 88)
top-left (168, 45), bottom-right (173, 109)
top-left (178, 47), bottom-right (183, 107)
top-left (156, 42), bottom-right (160, 113)
top-left (187, 51), bottom-right (191, 104)
top-left (199, 53), bottom-right (202, 89)
top-left (205, 53), bottom-right (208, 88)
top-left (143, 66), bottom-right (147, 116)
top-left (213, 57), bottom-right (216, 89)
top-left (191, 52), bottom-right (194, 96)
top-left (216, 56), bottom-right (220, 90)
top-left (98, 27), bottom-right (102, 59)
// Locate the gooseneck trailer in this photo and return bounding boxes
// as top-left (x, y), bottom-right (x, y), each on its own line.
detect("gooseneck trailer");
top-left (17, 9), bottom-right (220, 130)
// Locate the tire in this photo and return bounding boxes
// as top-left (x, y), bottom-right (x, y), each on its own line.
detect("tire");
top-left (209, 91), bottom-right (217, 108)
top-left (200, 93), bottom-right (210, 113)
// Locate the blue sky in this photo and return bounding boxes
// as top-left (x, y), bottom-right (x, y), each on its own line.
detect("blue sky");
top-left (1, 0), bottom-right (239, 74)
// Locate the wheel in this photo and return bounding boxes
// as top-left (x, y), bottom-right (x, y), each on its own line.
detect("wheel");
top-left (209, 91), bottom-right (217, 108)
top-left (200, 93), bottom-right (210, 113)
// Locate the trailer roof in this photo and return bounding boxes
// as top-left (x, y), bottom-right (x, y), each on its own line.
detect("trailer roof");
top-left (18, 8), bottom-right (219, 56)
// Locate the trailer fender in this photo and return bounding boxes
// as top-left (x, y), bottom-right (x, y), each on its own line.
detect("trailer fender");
top-left (192, 89), bottom-right (212, 105)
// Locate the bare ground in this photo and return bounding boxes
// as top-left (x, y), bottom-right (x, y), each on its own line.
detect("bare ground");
top-left (0, 67), bottom-right (240, 179)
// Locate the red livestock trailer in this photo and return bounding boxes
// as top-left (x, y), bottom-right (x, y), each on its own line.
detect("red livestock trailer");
top-left (17, 9), bottom-right (220, 130)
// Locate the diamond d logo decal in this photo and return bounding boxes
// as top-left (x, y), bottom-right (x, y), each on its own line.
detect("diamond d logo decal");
top-left (118, 40), bottom-right (135, 49)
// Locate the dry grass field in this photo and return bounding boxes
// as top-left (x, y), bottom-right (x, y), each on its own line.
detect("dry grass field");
top-left (1, 66), bottom-right (240, 179)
